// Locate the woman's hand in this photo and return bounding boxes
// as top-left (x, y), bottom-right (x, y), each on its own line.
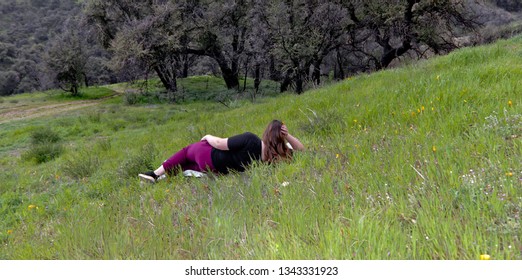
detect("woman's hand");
top-left (281, 124), bottom-right (289, 138)
top-left (281, 123), bottom-right (305, 151)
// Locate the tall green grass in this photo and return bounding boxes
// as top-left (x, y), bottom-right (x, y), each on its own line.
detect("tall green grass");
top-left (0, 37), bottom-right (521, 260)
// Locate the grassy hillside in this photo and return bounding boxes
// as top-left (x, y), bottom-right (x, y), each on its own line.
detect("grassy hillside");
top-left (0, 36), bottom-right (521, 260)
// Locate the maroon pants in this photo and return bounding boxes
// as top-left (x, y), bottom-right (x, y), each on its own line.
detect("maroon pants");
top-left (162, 140), bottom-right (216, 174)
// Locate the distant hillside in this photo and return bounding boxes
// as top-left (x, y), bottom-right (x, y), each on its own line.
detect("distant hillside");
top-left (0, 1), bottom-right (80, 93)
top-left (0, 0), bottom-right (114, 95)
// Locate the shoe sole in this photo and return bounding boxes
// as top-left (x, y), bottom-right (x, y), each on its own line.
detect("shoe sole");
top-left (138, 174), bottom-right (156, 184)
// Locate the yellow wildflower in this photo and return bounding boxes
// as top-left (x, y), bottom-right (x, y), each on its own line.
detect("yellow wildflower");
top-left (480, 254), bottom-right (490, 260)
top-left (336, 154), bottom-right (340, 159)
top-left (28, 204), bottom-right (36, 210)
top-left (508, 100), bottom-right (513, 107)
top-left (432, 146), bottom-right (437, 153)
top-left (506, 172), bottom-right (513, 177)
top-left (7, 230), bottom-right (13, 235)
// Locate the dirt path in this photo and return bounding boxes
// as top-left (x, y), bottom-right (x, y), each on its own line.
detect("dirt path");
top-left (0, 89), bottom-right (122, 125)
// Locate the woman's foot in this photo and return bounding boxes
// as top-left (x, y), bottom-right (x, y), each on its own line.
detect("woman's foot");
top-left (138, 171), bottom-right (158, 184)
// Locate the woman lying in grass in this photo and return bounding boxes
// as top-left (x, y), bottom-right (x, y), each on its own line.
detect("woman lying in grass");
top-left (139, 120), bottom-right (305, 183)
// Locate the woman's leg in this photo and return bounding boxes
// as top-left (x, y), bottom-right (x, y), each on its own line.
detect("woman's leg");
top-left (160, 141), bottom-right (215, 175)
top-left (161, 145), bottom-right (192, 175)
top-left (153, 165), bottom-right (166, 177)
top-left (140, 141), bottom-right (215, 183)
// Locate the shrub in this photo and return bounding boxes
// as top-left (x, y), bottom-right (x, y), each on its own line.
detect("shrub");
top-left (62, 151), bottom-right (100, 180)
top-left (22, 128), bottom-right (64, 163)
top-left (95, 138), bottom-right (112, 152)
top-left (123, 90), bottom-right (140, 105)
top-left (22, 143), bottom-right (64, 164)
top-left (87, 111), bottom-right (102, 123)
top-left (30, 128), bottom-right (61, 145)
top-left (118, 143), bottom-right (158, 179)
top-left (299, 109), bottom-right (346, 138)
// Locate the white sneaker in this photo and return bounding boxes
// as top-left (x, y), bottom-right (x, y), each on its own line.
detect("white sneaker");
top-left (182, 170), bottom-right (206, 178)
top-left (138, 171), bottom-right (158, 184)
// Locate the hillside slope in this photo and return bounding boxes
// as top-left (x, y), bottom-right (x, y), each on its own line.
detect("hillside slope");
top-left (0, 36), bottom-right (520, 260)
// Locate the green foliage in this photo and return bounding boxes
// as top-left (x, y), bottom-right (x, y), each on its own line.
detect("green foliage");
top-left (29, 128), bottom-right (61, 145)
top-left (22, 142), bottom-right (64, 164)
top-left (119, 76), bottom-right (280, 105)
top-left (123, 90), bottom-right (140, 105)
top-left (95, 138), bottom-right (112, 152)
top-left (299, 108), bottom-right (347, 138)
top-left (50, 86), bottom-right (115, 101)
top-left (62, 150), bottom-right (101, 180)
top-left (45, 20), bottom-right (89, 97)
top-left (118, 143), bottom-right (159, 179)
top-left (22, 128), bottom-right (64, 163)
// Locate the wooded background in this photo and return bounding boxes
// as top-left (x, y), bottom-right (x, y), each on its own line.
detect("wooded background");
top-left (1, 0), bottom-right (521, 97)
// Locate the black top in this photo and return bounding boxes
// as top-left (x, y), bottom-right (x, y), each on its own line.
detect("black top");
top-left (211, 132), bottom-right (262, 174)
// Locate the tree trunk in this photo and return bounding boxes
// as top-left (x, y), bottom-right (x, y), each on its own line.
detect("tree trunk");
top-left (295, 70), bottom-right (304, 94)
top-left (231, 33), bottom-right (240, 82)
top-left (154, 63), bottom-right (177, 93)
top-left (280, 68), bottom-right (293, 93)
top-left (379, 40), bottom-right (411, 69)
top-left (71, 81), bottom-right (79, 96)
top-left (254, 63), bottom-right (261, 92)
top-left (181, 54), bottom-right (189, 78)
top-left (209, 48), bottom-right (240, 90)
top-left (312, 60), bottom-right (321, 85)
top-left (269, 55), bottom-right (281, 81)
top-left (335, 48), bottom-right (345, 80)
top-left (187, 49), bottom-right (240, 89)
top-left (83, 72), bottom-right (89, 88)
top-left (243, 58), bottom-right (249, 91)
top-left (377, 1), bottom-right (414, 69)
top-left (220, 66), bottom-right (239, 90)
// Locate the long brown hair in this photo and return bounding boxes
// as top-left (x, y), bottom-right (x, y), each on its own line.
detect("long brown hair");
top-left (262, 120), bottom-right (292, 163)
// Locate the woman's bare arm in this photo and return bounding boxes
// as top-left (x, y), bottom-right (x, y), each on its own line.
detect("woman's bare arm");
top-left (201, 135), bottom-right (229, 150)
top-left (281, 125), bottom-right (305, 151)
